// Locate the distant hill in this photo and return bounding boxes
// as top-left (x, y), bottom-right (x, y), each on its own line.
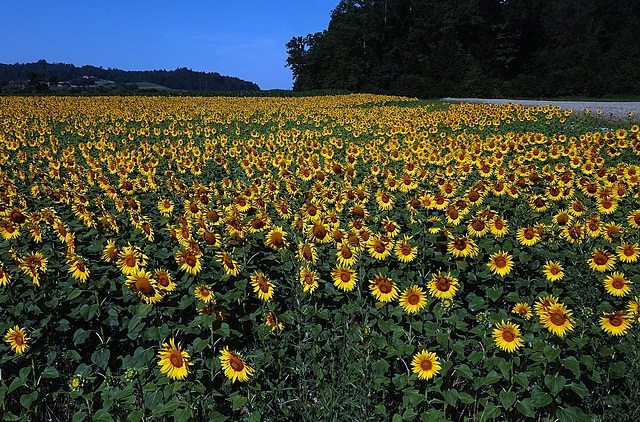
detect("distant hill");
top-left (0, 59), bottom-right (260, 92)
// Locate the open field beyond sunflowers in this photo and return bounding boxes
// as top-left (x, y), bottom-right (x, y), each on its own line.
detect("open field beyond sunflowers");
top-left (1, 95), bottom-right (640, 422)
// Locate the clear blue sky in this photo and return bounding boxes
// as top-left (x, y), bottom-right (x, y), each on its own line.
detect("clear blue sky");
top-left (0, 0), bottom-right (338, 90)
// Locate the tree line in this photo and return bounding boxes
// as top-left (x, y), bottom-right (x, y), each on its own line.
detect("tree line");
top-left (0, 60), bottom-right (260, 93)
top-left (286, 0), bottom-right (640, 98)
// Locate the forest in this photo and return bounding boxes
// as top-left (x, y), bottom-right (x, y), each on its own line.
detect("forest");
top-left (286, 0), bottom-right (640, 98)
top-left (0, 60), bottom-right (260, 93)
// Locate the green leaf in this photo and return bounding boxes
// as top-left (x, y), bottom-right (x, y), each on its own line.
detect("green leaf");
top-left (442, 389), bottom-right (459, 406)
top-left (499, 391), bottom-right (516, 409)
top-left (208, 411), bottom-right (229, 422)
top-left (556, 406), bottom-right (592, 422)
top-left (569, 382), bottom-right (590, 399)
top-left (20, 391), bottom-right (38, 409)
top-left (8, 377), bottom-right (26, 394)
top-left (531, 387), bottom-right (552, 407)
top-left (215, 323), bottom-right (230, 338)
top-left (487, 288), bottom-right (502, 302)
top-left (230, 394), bottom-right (247, 411)
top-left (73, 328), bottom-right (91, 345)
top-left (544, 374), bottom-right (566, 396)
top-left (72, 412), bottom-right (87, 422)
top-left (42, 367), bottom-right (60, 378)
top-left (560, 356), bottom-right (581, 378)
top-left (93, 409), bottom-right (115, 422)
top-left (513, 372), bottom-right (528, 387)
top-left (543, 346), bottom-right (561, 362)
top-left (91, 348), bottom-right (110, 370)
top-left (479, 402), bottom-right (501, 421)
top-left (456, 364), bottom-right (473, 379)
top-left (516, 398), bottom-right (535, 418)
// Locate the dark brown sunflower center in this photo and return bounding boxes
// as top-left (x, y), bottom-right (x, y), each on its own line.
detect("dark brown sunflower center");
top-left (340, 272), bottom-right (351, 282)
top-left (611, 279), bottom-right (625, 290)
top-left (170, 351), bottom-right (184, 368)
top-left (229, 356), bottom-right (244, 372)
top-left (502, 330), bottom-right (515, 342)
top-left (454, 239), bottom-right (467, 250)
top-left (594, 254), bottom-right (608, 265)
top-left (609, 315), bottom-right (623, 326)
top-left (420, 359), bottom-right (433, 371)
top-left (125, 256), bottom-right (137, 267)
top-left (524, 229), bottom-right (535, 239)
top-left (550, 312), bottom-right (566, 326)
top-left (185, 255), bottom-right (197, 267)
top-left (436, 277), bottom-right (451, 291)
top-left (137, 278), bottom-right (155, 297)
top-left (472, 220), bottom-right (485, 231)
top-left (408, 293), bottom-right (420, 305)
top-left (378, 281), bottom-right (392, 294)
top-left (495, 257), bottom-right (507, 268)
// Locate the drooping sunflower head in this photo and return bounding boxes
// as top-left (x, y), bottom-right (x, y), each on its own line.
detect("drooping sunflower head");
top-left (195, 285), bottom-right (214, 303)
top-left (299, 267), bottom-right (319, 293)
top-left (447, 236), bottom-right (479, 258)
top-left (175, 248), bottom-right (203, 275)
top-left (265, 226), bottom-right (289, 250)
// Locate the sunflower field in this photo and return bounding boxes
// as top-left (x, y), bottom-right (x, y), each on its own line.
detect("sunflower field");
top-left (1, 94), bottom-right (640, 422)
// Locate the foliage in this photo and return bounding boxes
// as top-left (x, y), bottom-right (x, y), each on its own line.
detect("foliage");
top-left (286, 0), bottom-right (640, 98)
top-left (1, 94), bottom-right (640, 421)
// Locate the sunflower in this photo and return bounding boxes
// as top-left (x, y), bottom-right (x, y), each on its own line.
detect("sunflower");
top-left (0, 264), bottom-right (12, 286)
top-left (627, 296), bottom-right (639, 319)
top-left (67, 255), bottom-right (90, 282)
top-left (216, 251), bottom-right (241, 277)
top-left (391, 236), bottom-right (416, 263)
top-left (19, 251), bottom-right (48, 287)
top-left (375, 189), bottom-right (394, 211)
top-left (5, 325), bottom-right (29, 354)
top-left (542, 261), bottom-right (564, 282)
top-left (219, 347), bottom-right (255, 383)
top-left (368, 274), bottom-right (399, 303)
top-left (367, 235), bottom-right (393, 261)
top-left (487, 251), bottom-right (514, 277)
top-left (534, 295), bottom-right (559, 317)
top-left (0, 221), bottom-right (21, 240)
top-left (265, 312), bottom-right (284, 332)
top-left (447, 236), bottom-right (479, 258)
top-left (251, 271), bottom-right (276, 301)
top-left (410, 350), bottom-right (441, 380)
top-left (299, 267), bottom-right (319, 293)
top-left (399, 285), bottom-right (428, 314)
top-left (68, 374), bottom-right (83, 390)
top-left (512, 303), bottom-right (532, 320)
top-left (153, 269), bottom-right (176, 292)
top-left (331, 266), bottom-right (357, 292)
top-left (195, 285), bottom-right (215, 303)
top-left (427, 272), bottom-right (460, 299)
top-left (627, 210), bottom-right (640, 229)
top-left (336, 241), bottom-right (359, 267)
top-left (126, 269), bottom-right (163, 304)
top-left (117, 244), bottom-right (148, 275)
top-left (157, 338), bottom-right (192, 380)
top-left (489, 216), bottom-right (509, 237)
top-left (493, 320), bottom-right (524, 352)
top-left (175, 248), bottom-right (203, 275)
top-left (297, 241), bottom-right (319, 266)
top-left (617, 242), bottom-right (640, 263)
top-left (100, 240), bottom-right (118, 263)
top-left (588, 248), bottom-right (616, 272)
top-left (467, 217), bottom-right (490, 237)
top-left (540, 303), bottom-right (575, 337)
top-left (265, 226), bottom-right (289, 250)
top-left (516, 226), bottom-right (541, 246)
top-left (157, 199), bottom-right (174, 216)
top-left (603, 272), bottom-right (632, 297)
top-left (599, 312), bottom-right (633, 336)
top-left (560, 223), bottom-right (584, 243)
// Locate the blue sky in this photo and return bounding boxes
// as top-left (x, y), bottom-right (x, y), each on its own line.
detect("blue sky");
top-left (0, 1), bottom-right (338, 89)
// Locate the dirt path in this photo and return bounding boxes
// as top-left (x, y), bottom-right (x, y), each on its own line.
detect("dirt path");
top-left (442, 97), bottom-right (640, 120)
